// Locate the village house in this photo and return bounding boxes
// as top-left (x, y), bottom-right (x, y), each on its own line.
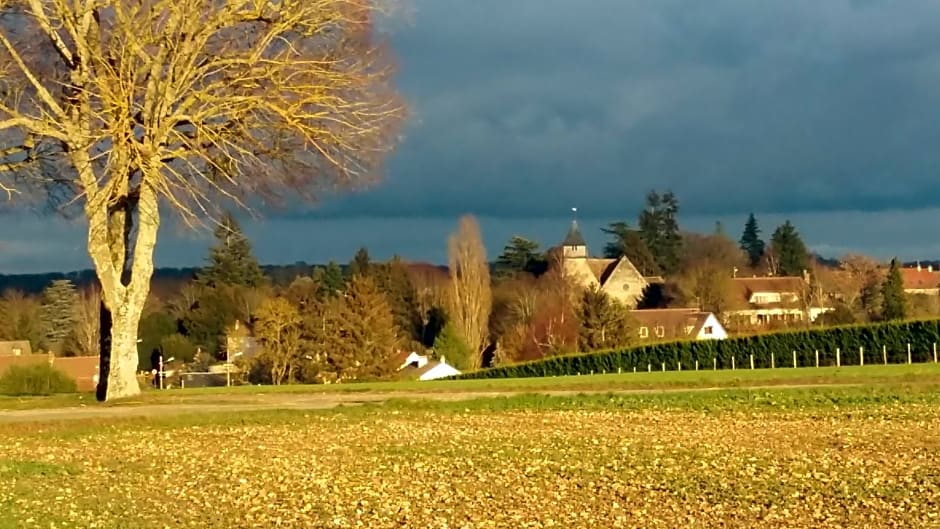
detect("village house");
top-left (902, 263), bottom-right (940, 295)
top-left (395, 351), bottom-right (461, 381)
top-left (724, 275), bottom-right (831, 327)
top-left (630, 308), bottom-right (728, 342)
top-left (558, 220), bottom-right (651, 308)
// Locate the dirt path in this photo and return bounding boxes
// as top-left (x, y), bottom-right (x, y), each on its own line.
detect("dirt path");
top-left (0, 383), bottom-right (867, 424)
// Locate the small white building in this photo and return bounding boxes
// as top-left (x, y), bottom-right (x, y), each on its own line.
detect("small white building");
top-left (397, 352), bottom-right (461, 381)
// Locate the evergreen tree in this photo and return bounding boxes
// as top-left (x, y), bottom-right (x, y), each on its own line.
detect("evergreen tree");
top-left (495, 236), bottom-right (544, 277)
top-left (312, 260), bottom-right (346, 297)
top-left (637, 190), bottom-right (682, 275)
top-left (39, 279), bottom-right (79, 354)
top-left (577, 286), bottom-right (632, 351)
top-left (198, 212), bottom-right (265, 288)
top-left (347, 247), bottom-right (371, 278)
top-left (372, 257), bottom-right (424, 345)
top-left (881, 258), bottom-right (907, 321)
top-left (324, 275), bottom-right (398, 380)
top-left (769, 220), bottom-right (809, 276)
top-left (739, 213), bottom-right (765, 267)
top-left (601, 221), bottom-right (660, 276)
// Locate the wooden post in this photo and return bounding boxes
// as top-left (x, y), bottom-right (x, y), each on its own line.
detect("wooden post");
top-left (771, 352), bottom-right (775, 369)
top-left (678, 362), bottom-right (682, 372)
top-left (731, 356), bottom-right (736, 370)
top-left (815, 350), bottom-right (819, 368)
top-left (934, 343), bottom-right (937, 364)
top-left (633, 366), bottom-right (636, 373)
top-left (908, 343), bottom-right (912, 365)
top-left (883, 345), bottom-right (887, 365)
top-left (713, 358), bottom-right (717, 370)
top-left (859, 346), bottom-right (864, 367)
top-left (792, 350), bottom-right (797, 369)
top-left (618, 367), bottom-right (622, 374)
top-left (695, 360), bottom-right (699, 371)
top-left (750, 354), bottom-right (754, 370)
top-left (661, 362), bottom-right (665, 372)
top-left (836, 347), bottom-right (840, 367)
top-left (648, 364), bottom-right (651, 372)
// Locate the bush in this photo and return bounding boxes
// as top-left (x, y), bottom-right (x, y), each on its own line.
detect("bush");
top-left (456, 319), bottom-right (940, 379)
top-left (0, 363), bottom-right (78, 396)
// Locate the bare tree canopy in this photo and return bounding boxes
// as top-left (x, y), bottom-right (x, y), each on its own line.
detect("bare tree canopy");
top-left (0, 0), bottom-right (405, 399)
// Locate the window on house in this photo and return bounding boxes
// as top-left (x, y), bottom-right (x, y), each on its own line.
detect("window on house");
top-left (655, 326), bottom-right (665, 338)
top-left (639, 326), bottom-right (649, 338)
top-left (703, 326), bottom-right (713, 335)
top-left (684, 325), bottom-right (694, 335)
top-left (11, 347), bottom-right (21, 356)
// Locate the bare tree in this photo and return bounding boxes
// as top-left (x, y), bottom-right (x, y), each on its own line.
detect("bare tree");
top-left (446, 215), bottom-right (491, 369)
top-left (253, 296), bottom-right (302, 385)
top-left (0, 0), bottom-right (404, 399)
top-left (70, 284), bottom-right (101, 356)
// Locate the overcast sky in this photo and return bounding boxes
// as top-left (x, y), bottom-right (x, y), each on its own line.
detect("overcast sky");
top-left (3, 0), bottom-right (940, 273)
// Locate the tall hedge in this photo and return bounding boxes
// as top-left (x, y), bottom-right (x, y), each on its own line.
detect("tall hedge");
top-left (456, 319), bottom-right (940, 380)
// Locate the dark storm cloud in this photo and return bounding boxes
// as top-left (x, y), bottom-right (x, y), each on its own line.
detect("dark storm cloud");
top-left (312, 0), bottom-right (940, 219)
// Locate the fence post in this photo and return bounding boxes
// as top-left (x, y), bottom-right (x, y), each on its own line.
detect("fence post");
top-left (934, 343), bottom-right (937, 364)
top-left (618, 367), bottom-right (622, 374)
top-left (633, 366), bottom-right (636, 373)
top-left (678, 362), bottom-right (682, 372)
top-left (815, 350), bottom-right (819, 368)
top-left (836, 347), bottom-right (841, 367)
top-left (731, 356), bottom-right (736, 370)
top-left (883, 344), bottom-right (887, 365)
top-left (771, 352), bottom-right (775, 369)
top-left (750, 354), bottom-right (755, 370)
top-left (661, 362), bottom-right (666, 372)
top-left (793, 350), bottom-right (797, 369)
top-left (859, 346), bottom-right (864, 367)
top-left (713, 358), bottom-right (717, 370)
top-left (648, 364), bottom-right (651, 372)
top-left (695, 360), bottom-right (699, 371)
top-left (908, 343), bottom-right (912, 365)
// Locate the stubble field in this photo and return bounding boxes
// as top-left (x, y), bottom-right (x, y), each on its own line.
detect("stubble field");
top-left (2, 387), bottom-right (940, 528)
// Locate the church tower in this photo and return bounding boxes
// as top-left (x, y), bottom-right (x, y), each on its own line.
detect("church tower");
top-left (562, 219), bottom-right (587, 259)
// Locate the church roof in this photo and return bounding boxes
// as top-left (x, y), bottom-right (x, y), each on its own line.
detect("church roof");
top-left (563, 220), bottom-right (586, 247)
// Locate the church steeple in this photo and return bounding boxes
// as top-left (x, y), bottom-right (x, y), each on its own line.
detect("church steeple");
top-left (562, 208), bottom-right (587, 258)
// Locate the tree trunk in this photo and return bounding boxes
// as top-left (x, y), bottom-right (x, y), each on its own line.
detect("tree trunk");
top-left (91, 184), bottom-right (160, 401)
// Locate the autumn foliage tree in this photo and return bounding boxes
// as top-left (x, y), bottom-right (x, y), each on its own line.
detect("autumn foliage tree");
top-left (0, 0), bottom-right (404, 399)
top-left (446, 215), bottom-right (491, 370)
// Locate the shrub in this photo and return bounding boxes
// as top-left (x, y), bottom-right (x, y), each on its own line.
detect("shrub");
top-left (0, 363), bottom-right (78, 396)
top-left (456, 319), bottom-right (940, 379)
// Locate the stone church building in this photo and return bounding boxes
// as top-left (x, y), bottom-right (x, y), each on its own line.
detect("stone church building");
top-left (559, 220), bottom-right (650, 308)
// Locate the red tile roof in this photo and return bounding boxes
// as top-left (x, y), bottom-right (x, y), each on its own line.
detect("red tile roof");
top-left (901, 268), bottom-right (940, 290)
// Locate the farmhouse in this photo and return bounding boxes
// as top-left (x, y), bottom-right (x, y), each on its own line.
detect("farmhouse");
top-left (630, 308), bottom-right (727, 342)
top-left (558, 220), bottom-right (649, 308)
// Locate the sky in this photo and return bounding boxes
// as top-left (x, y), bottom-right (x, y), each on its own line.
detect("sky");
top-left (3, 0), bottom-right (940, 273)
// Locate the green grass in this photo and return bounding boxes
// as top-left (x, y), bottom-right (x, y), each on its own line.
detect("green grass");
top-left (3, 363), bottom-right (940, 411)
